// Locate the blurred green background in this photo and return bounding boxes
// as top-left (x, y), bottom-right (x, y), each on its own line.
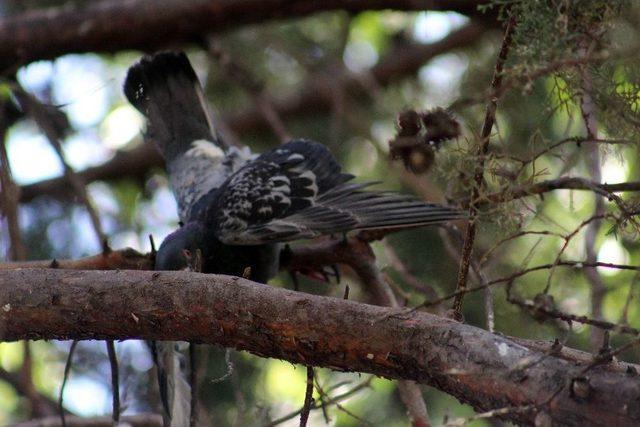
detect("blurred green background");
top-left (1, 0), bottom-right (639, 425)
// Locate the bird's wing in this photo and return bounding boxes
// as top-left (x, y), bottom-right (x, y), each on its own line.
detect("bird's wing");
top-left (209, 139), bottom-right (465, 245)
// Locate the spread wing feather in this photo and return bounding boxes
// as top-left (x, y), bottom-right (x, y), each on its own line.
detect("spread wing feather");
top-left (209, 139), bottom-right (464, 245)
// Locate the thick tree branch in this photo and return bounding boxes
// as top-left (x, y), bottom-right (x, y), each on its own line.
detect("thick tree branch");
top-left (0, 0), bottom-right (489, 71)
top-left (2, 268), bottom-right (640, 426)
top-left (18, 22), bottom-right (486, 203)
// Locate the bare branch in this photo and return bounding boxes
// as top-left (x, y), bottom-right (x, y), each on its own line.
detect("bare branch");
top-left (459, 177), bottom-right (640, 207)
top-left (11, 85), bottom-right (106, 244)
top-left (2, 268), bottom-right (640, 426)
top-left (452, 13), bottom-right (517, 317)
top-left (0, 99), bottom-right (26, 260)
top-left (299, 366), bottom-right (314, 427)
top-left (105, 341), bottom-right (120, 424)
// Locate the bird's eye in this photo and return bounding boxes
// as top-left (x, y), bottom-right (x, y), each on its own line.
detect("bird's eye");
top-left (182, 249), bottom-right (192, 260)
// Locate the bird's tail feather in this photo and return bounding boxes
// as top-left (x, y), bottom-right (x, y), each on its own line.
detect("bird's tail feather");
top-left (124, 51), bottom-right (219, 159)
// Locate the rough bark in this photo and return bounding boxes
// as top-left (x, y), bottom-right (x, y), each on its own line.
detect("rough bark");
top-left (1, 268), bottom-right (640, 426)
top-left (0, 0), bottom-right (490, 71)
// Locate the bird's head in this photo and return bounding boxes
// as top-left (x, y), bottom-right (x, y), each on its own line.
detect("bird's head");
top-left (155, 222), bottom-right (208, 271)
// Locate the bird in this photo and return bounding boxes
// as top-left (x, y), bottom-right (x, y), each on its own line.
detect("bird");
top-left (124, 51), bottom-right (464, 426)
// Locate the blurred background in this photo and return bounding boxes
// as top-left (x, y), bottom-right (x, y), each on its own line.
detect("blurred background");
top-left (0, 0), bottom-right (639, 425)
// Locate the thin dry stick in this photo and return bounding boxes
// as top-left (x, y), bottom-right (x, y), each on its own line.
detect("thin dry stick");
top-left (313, 376), bottom-right (372, 426)
top-left (416, 260), bottom-right (640, 313)
top-left (59, 341), bottom-right (78, 427)
top-left (188, 251), bottom-right (204, 427)
top-left (0, 127), bottom-right (26, 260)
top-left (479, 230), bottom-right (564, 267)
top-left (620, 273), bottom-right (639, 325)
top-left (443, 225), bottom-right (493, 331)
top-left (210, 349), bottom-right (234, 384)
top-left (299, 366), bottom-right (314, 427)
top-left (543, 214), bottom-right (606, 294)
top-left (579, 61), bottom-right (607, 351)
top-left (263, 378), bottom-right (372, 427)
top-left (11, 85), bottom-right (106, 245)
top-left (462, 176), bottom-right (640, 207)
top-left (452, 14), bottom-right (517, 318)
top-left (189, 344), bottom-right (199, 427)
top-left (230, 353), bottom-right (246, 427)
top-left (105, 341), bottom-right (120, 424)
top-left (382, 239), bottom-right (439, 302)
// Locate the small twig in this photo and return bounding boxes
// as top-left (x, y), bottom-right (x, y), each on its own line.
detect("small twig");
top-left (494, 51), bottom-right (610, 100)
top-left (230, 352), bottom-right (246, 427)
top-left (479, 230), bottom-right (564, 266)
top-left (210, 349), bottom-right (234, 384)
top-left (452, 13), bottom-right (517, 318)
top-left (263, 378), bottom-right (372, 427)
top-left (544, 214), bottom-right (606, 294)
top-left (415, 260), bottom-right (640, 313)
top-left (445, 403), bottom-right (537, 426)
top-left (59, 341), bottom-right (78, 427)
top-left (458, 176), bottom-right (640, 207)
top-left (299, 366), bottom-right (314, 427)
top-left (620, 273), bottom-right (639, 325)
top-left (316, 378), bottom-right (372, 426)
top-left (105, 340), bottom-right (120, 424)
top-left (189, 344), bottom-right (198, 427)
top-left (382, 239), bottom-right (439, 302)
top-left (507, 287), bottom-right (640, 336)
top-left (443, 225), bottom-right (492, 330)
top-left (0, 114), bottom-right (26, 260)
top-left (578, 57), bottom-right (608, 351)
top-left (11, 83), bottom-right (106, 244)
top-left (343, 284), bottom-right (350, 300)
